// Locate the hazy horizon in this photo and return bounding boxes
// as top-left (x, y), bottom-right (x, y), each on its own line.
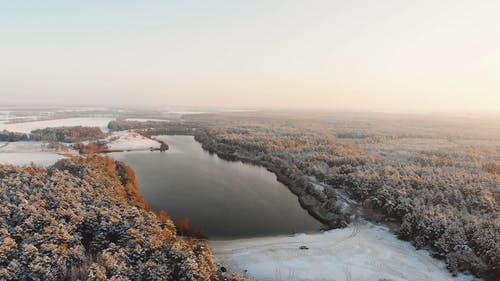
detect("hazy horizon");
top-left (1, 0), bottom-right (499, 114)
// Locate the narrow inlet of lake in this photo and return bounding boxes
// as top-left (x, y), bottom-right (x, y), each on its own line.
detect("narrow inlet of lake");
top-left (110, 135), bottom-right (321, 239)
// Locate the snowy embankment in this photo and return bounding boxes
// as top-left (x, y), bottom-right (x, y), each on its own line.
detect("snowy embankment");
top-left (105, 131), bottom-right (161, 151)
top-left (210, 220), bottom-right (477, 281)
top-left (0, 117), bottom-right (113, 133)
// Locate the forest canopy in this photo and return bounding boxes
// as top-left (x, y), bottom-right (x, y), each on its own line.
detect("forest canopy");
top-left (0, 156), bottom-right (219, 281)
top-left (189, 112), bottom-right (500, 279)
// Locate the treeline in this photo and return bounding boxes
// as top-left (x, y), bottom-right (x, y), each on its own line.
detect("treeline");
top-left (0, 130), bottom-right (28, 142)
top-left (191, 115), bottom-right (499, 280)
top-left (484, 162), bottom-right (500, 175)
top-left (73, 141), bottom-right (111, 154)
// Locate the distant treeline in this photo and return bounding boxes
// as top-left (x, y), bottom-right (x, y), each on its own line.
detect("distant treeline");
top-left (0, 126), bottom-right (105, 143)
top-left (30, 126), bottom-right (105, 142)
top-left (108, 120), bottom-right (199, 135)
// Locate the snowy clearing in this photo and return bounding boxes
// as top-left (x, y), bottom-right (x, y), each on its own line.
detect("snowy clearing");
top-left (106, 131), bottom-right (160, 150)
top-left (210, 221), bottom-right (477, 281)
top-left (0, 117), bottom-right (114, 133)
top-left (0, 152), bottom-right (65, 166)
top-left (0, 141), bottom-right (52, 153)
top-left (0, 141), bottom-right (70, 166)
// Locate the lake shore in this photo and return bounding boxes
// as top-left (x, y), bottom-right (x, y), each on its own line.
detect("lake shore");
top-left (210, 220), bottom-right (477, 281)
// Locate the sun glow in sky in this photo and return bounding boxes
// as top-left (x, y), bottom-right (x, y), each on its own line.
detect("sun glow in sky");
top-left (1, 0), bottom-right (499, 113)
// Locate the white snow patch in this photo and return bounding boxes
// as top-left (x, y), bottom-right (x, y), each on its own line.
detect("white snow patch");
top-left (210, 221), bottom-right (477, 281)
top-left (311, 182), bottom-right (325, 193)
top-left (0, 117), bottom-right (113, 134)
top-left (106, 131), bottom-right (160, 150)
top-left (338, 201), bottom-right (350, 212)
top-left (308, 176), bottom-right (326, 193)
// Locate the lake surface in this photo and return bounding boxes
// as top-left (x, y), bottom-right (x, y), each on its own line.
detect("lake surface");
top-left (111, 136), bottom-right (321, 239)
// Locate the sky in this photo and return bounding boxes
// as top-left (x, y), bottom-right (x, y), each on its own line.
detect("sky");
top-left (0, 0), bottom-right (499, 113)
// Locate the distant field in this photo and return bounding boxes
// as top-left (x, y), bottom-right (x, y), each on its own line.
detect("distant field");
top-left (0, 117), bottom-right (113, 133)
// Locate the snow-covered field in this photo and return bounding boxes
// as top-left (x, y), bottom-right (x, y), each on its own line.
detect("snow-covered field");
top-left (0, 141), bottom-right (50, 153)
top-left (106, 131), bottom-right (160, 150)
top-left (0, 152), bottom-right (65, 166)
top-left (0, 117), bottom-right (113, 133)
top-left (0, 142), bottom-right (68, 166)
top-left (210, 221), bottom-right (477, 281)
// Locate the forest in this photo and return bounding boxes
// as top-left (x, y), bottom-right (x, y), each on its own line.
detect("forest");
top-left (186, 112), bottom-right (499, 280)
top-left (0, 156), bottom-right (228, 280)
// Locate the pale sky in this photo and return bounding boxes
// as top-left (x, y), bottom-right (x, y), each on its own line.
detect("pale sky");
top-left (0, 0), bottom-right (499, 113)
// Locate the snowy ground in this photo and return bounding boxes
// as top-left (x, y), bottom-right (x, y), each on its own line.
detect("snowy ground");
top-left (210, 221), bottom-right (477, 281)
top-left (106, 131), bottom-right (160, 150)
top-left (0, 153), bottom-right (65, 166)
top-left (0, 141), bottom-right (53, 153)
top-left (0, 117), bottom-right (113, 133)
top-left (0, 141), bottom-right (68, 166)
